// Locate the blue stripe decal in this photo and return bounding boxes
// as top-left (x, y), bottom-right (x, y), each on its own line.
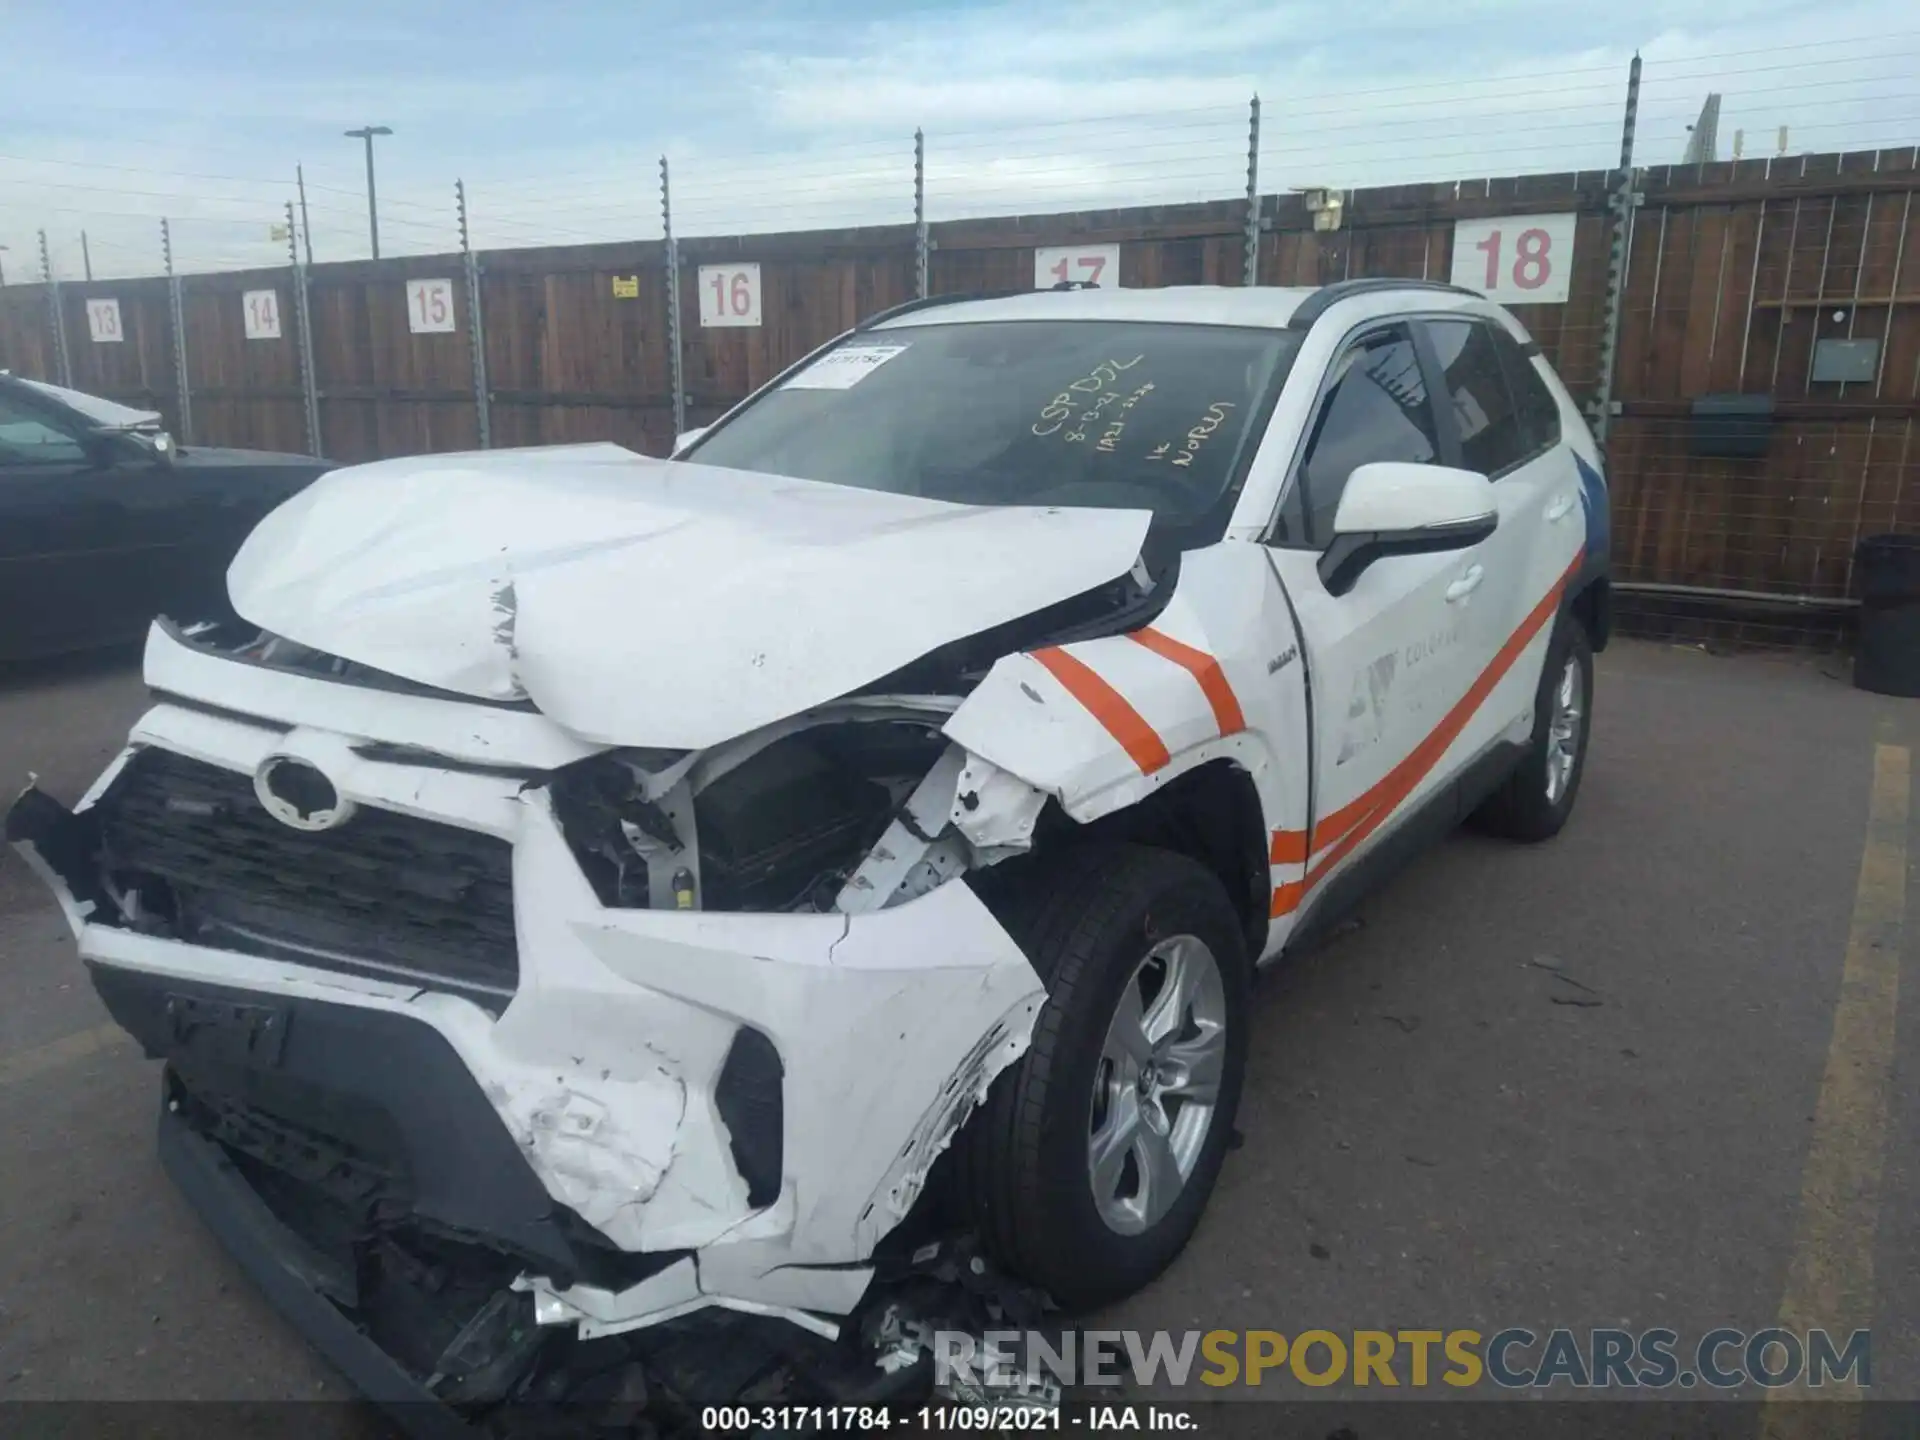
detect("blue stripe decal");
top-left (1575, 453), bottom-right (1610, 562)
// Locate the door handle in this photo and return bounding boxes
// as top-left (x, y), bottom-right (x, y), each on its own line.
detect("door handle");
top-left (1444, 565), bottom-right (1485, 603)
top-left (1545, 493), bottom-right (1576, 522)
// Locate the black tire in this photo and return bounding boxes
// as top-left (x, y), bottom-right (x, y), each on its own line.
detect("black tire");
top-left (1471, 613), bottom-right (1594, 842)
top-left (953, 843), bottom-right (1250, 1310)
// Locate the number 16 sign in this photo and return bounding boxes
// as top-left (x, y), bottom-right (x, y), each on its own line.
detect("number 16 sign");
top-left (699, 265), bottom-right (762, 328)
top-left (1449, 214), bottom-right (1577, 304)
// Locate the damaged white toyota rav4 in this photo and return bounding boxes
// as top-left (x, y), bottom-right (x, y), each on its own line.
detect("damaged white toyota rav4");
top-left (11, 278), bottom-right (1608, 1427)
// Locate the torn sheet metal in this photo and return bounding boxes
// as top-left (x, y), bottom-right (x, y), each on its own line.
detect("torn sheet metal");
top-left (530, 788), bottom-right (1047, 1265)
top-left (834, 743), bottom-right (970, 913)
top-left (26, 722), bottom-right (1047, 1323)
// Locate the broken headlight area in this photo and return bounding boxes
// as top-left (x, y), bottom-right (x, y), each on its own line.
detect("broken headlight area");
top-left (549, 716), bottom-right (956, 914)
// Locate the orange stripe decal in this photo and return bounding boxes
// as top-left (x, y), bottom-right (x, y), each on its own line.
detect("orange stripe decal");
top-left (1276, 556), bottom-right (1582, 920)
top-left (1269, 829), bottom-right (1309, 865)
top-left (1030, 647), bottom-right (1172, 774)
top-left (1310, 795), bottom-right (1378, 853)
top-left (1128, 628), bottom-right (1247, 737)
top-left (1270, 879), bottom-right (1306, 918)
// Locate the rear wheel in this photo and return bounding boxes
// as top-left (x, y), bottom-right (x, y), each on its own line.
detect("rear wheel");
top-left (954, 844), bottom-right (1249, 1309)
top-left (1472, 614), bottom-right (1593, 842)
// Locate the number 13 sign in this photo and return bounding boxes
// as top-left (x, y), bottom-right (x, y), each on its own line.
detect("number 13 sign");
top-left (1450, 214), bottom-right (1576, 304)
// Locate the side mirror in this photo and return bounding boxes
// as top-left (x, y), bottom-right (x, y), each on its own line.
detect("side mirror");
top-left (1318, 462), bottom-right (1496, 597)
top-left (87, 425), bottom-right (175, 468)
top-left (672, 426), bottom-right (709, 457)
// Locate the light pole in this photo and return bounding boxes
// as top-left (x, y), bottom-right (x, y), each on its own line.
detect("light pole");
top-left (343, 125), bottom-right (393, 259)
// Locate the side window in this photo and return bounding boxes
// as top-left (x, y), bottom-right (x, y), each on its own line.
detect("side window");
top-left (0, 395), bottom-right (86, 466)
top-left (1299, 324), bottom-right (1439, 543)
top-left (1493, 332), bottom-right (1563, 454)
top-left (1424, 319), bottom-right (1529, 476)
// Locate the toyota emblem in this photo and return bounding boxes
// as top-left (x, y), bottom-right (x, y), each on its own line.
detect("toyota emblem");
top-left (253, 755), bottom-right (356, 832)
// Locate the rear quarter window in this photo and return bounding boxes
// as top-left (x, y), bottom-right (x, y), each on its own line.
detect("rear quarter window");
top-left (1424, 318), bottom-right (1530, 476)
top-left (1493, 330), bottom-right (1563, 455)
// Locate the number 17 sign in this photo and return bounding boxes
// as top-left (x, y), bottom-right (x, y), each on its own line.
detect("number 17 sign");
top-left (1034, 244), bottom-right (1121, 290)
top-left (1449, 213), bottom-right (1577, 304)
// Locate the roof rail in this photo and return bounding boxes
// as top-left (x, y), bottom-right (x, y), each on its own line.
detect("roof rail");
top-left (853, 291), bottom-right (997, 332)
top-left (1286, 277), bottom-right (1480, 331)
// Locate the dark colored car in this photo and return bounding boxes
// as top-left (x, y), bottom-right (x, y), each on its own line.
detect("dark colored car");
top-left (0, 373), bottom-right (330, 661)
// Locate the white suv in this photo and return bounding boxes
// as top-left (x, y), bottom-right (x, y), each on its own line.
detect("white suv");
top-left (10, 279), bottom-right (1609, 1416)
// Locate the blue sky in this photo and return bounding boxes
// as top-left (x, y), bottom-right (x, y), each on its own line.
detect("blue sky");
top-left (1, 0), bottom-right (1914, 278)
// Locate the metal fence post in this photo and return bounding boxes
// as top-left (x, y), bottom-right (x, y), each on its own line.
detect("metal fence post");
top-left (457, 180), bottom-right (492, 449)
top-left (297, 164), bottom-right (315, 267)
top-left (287, 201), bottom-right (322, 456)
top-left (161, 218), bottom-right (192, 444)
top-left (1243, 96), bottom-right (1262, 287)
top-left (1591, 53), bottom-right (1642, 443)
top-left (39, 229), bottom-right (73, 388)
top-left (661, 156), bottom-right (687, 441)
top-left (914, 128), bottom-right (929, 299)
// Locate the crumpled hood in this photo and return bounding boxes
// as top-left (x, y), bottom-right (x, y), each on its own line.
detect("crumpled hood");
top-left (227, 444), bottom-right (1151, 749)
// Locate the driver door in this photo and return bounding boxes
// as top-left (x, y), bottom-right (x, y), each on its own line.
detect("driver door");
top-left (1262, 321), bottom-right (1495, 924)
top-left (0, 389), bottom-right (175, 656)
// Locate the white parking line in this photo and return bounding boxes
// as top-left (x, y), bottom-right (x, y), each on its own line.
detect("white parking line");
top-left (1762, 740), bottom-right (1908, 1432)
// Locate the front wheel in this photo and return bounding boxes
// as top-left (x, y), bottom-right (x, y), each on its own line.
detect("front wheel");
top-left (954, 845), bottom-right (1250, 1310)
top-left (1472, 613), bottom-right (1593, 842)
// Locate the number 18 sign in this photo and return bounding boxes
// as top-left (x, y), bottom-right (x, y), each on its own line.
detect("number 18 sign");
top-left (1449, 213), bottom-right (1577, 304)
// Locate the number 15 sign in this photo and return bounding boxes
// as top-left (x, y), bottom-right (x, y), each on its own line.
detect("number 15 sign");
top-left (1449, 214), bottom-right (1577, 304)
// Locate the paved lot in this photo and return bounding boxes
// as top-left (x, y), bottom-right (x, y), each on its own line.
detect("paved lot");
top-left (1, 638), bottom-right (1916, 1429)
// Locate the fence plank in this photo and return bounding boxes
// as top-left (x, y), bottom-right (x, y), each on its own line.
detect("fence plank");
top-left (4, 151), bottom-right (1919, 607)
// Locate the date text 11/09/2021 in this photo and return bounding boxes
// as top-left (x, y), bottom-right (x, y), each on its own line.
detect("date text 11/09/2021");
top-left (701, 1406), bottom-right (1194, 1431)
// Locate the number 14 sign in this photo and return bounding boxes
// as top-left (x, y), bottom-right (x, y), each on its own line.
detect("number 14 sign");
top-left (1449, 213), bottom-right (1577, 304)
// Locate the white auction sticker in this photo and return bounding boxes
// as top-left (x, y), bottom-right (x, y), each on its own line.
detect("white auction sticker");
top-left (784, 343), bottom-right (909, 390)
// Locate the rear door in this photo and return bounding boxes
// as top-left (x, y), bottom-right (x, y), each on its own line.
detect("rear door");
top-left (1262, 319), bottom-right (1494, 919)
top-left (1419, 316), bottom-right (1585, 755)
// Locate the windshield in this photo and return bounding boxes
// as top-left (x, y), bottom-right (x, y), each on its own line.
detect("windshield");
top-left (17, 377), bottom-right (162, 429)
top-left (688, 319), bottom-right (1302, 543)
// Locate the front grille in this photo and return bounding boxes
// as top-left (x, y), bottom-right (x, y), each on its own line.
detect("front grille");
top-left (98, 749), bottom-right (518, 999)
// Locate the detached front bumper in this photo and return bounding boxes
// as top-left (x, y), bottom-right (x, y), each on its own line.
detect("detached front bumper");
top-left (7, 695), bottom-right (1046, 1341)
top-left (154, 1091), bottom-right (472, 1440)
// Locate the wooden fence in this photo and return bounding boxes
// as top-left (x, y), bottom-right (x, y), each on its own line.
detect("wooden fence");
top-left (4, 147), bottom-right (1918, 608)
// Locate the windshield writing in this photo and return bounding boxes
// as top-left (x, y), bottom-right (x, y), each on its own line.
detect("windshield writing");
top-left (687, 319), bottom-right (1302, 541)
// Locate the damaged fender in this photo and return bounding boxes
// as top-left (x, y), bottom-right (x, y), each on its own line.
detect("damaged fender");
top-left (940, 542), bottom-right (1312, 955)
top-left (942, 544), bottom-right (1305, 824)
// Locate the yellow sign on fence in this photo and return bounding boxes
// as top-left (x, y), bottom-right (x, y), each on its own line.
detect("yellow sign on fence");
top-left (611, 275), bottom-right (640, 299)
